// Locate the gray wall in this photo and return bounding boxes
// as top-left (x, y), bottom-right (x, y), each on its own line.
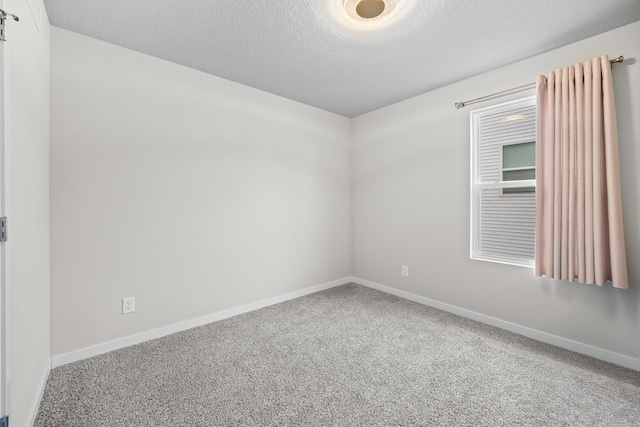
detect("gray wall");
top-left (352, 21), bottom-right (640, 361)
top-left (8, 0), bottom-right (51, 425)
top-left (50, 28), bottom-right (352, 356)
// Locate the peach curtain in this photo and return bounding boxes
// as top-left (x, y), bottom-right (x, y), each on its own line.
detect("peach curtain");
top-left (535, 55), bottom-right (628, 289)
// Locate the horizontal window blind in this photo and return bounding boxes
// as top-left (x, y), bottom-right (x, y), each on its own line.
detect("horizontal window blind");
top-left (471, 97), bottom-right (536, 267)
top-left (480, 189), bottom-right (536, 261)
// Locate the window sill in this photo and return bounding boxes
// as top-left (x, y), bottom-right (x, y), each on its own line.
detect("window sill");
top-left (471, 255), bottom-right (534, 269)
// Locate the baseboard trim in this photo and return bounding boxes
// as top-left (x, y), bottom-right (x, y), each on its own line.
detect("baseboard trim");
top-left (350, 276), bottom-right (640, 371)
top-left (27, 359), bottom-right (50, 427)
top-left (51, 277), bottom-right (352, 368)
top-left (51, 275), bottom-right (640, 371)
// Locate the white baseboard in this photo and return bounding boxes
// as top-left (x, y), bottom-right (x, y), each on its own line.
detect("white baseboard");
top-left (28, 359), bottom-right (50, 427)
top-left (350, 276), bottom-right (640, 371)
top-left (51, 275), bottom-right (639, 371)
top-left (51, 277), bottom-right (352, 368)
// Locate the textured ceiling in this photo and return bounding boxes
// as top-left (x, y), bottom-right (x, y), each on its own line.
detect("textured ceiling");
top-left (43, 0), bottom-right (640, 117)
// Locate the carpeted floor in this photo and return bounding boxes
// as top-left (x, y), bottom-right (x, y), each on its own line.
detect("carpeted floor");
top-left (35, 283), bottom-right (640, 426)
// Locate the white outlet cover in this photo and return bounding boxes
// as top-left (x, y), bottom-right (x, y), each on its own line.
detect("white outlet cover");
top-left (122, 296), bottom-right (135, 314)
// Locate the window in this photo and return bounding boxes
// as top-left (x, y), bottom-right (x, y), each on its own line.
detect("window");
top-left (470, 97), bottom-right (536, 267)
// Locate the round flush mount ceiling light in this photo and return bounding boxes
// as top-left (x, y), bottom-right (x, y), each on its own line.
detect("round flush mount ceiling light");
top-left (356, 0), bottom-right (386, 18)
top-left (341, 0), bottom-right (400, 27)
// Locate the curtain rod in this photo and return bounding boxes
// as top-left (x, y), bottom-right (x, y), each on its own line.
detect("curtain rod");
top-left (454, 55), bottom-right (624, 110)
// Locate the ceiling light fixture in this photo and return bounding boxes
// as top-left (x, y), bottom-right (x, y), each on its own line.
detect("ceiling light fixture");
top-left (341, 0), bottom-right (400, 27)
top-left (356, 0), bottom-right (385, 19)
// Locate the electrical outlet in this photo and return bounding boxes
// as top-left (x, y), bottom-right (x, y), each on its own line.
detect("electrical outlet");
top-left (122, 296), bottom-right (135, 314)
top-left (402, 265), bottom-right (409, 277)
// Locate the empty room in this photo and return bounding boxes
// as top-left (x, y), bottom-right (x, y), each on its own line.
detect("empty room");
top-left (2, 0), bottom-right (640, 426)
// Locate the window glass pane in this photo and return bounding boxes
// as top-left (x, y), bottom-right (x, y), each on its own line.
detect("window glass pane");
top-left (503, 169), bottom-right (535, 181)
top-left (503, 142), bottom-right (535, 169)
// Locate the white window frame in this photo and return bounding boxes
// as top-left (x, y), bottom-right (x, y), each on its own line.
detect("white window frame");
top-left (470, 96), bottom-right (536, 268)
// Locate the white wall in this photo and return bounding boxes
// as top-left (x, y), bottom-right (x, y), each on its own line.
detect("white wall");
top-left (50, 28), bottom-right (352, 356)
top-left (8, 0), bottom-right (51, 425)
top-left (353, 21), bottom-right (640, 362)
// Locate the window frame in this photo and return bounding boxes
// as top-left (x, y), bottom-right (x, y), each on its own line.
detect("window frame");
top-left (470, 96), bottom-right (536, 268)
